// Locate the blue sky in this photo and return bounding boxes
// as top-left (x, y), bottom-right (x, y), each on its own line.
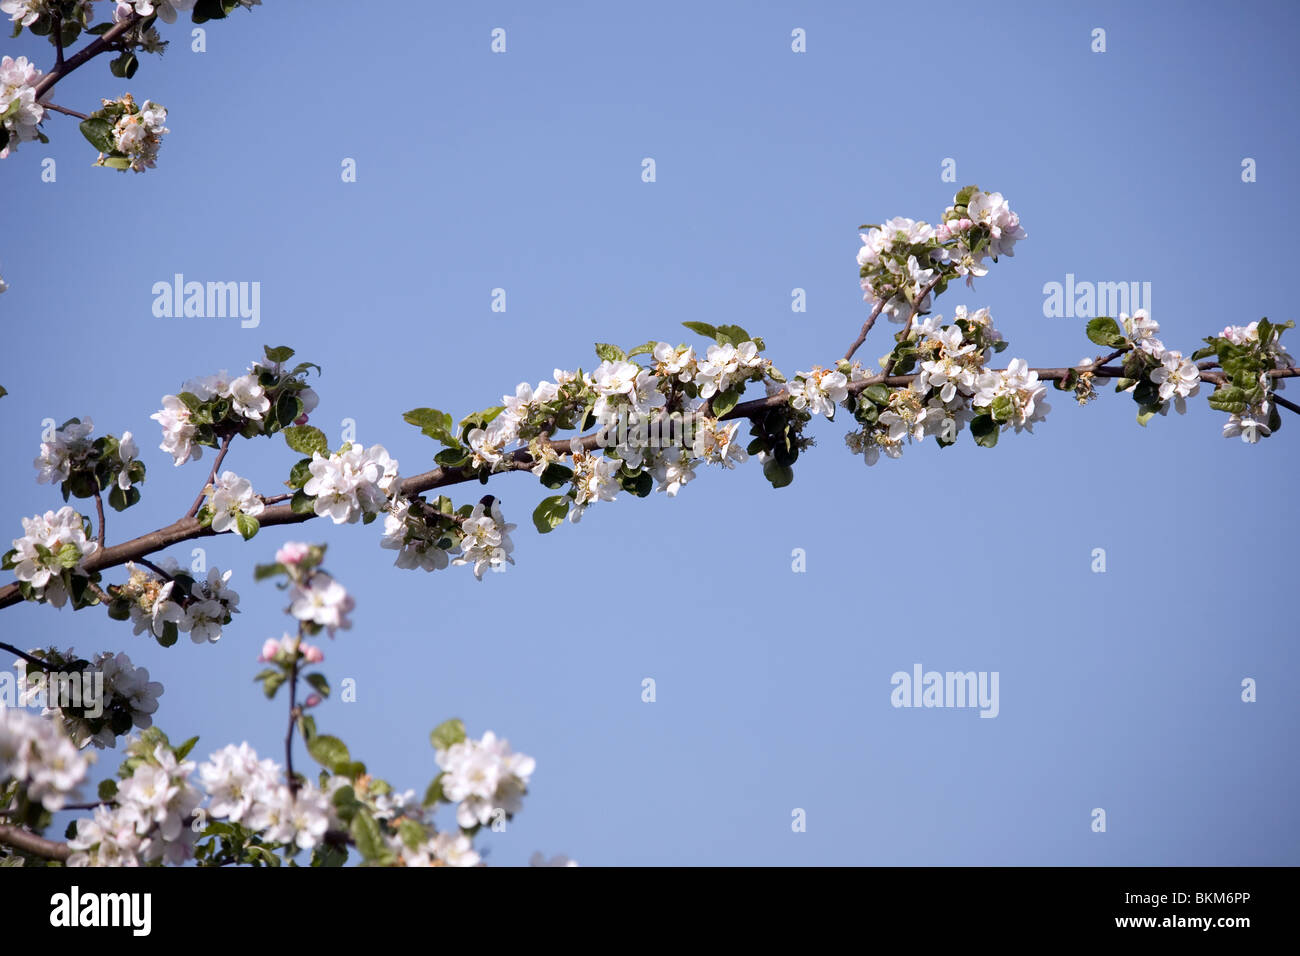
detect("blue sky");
top-left (2, 0), bottom-right (1298, 865)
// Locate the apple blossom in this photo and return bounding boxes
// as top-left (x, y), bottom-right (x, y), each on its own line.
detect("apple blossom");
top-left (203, 470), bottom-right (265, 534)
top-left (303, 444), bottom-right (400, 524)
top-left (288, 571), bottom-right (354, 635)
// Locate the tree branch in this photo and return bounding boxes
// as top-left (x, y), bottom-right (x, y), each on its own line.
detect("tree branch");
top-left (94, 491), bottom-right (106, 550)
top-left (33, 12), bottom-right (141, 101)
top-left (0, 824), bottom-right (72, 862)
top-left (0, 641), bottom-right (53, 671)
top-left (185, 433), bottom-right (233, 519)
top-left (0, 359), bottom-right (1295, 612)
top-left (843, 300), bottom-right (886, 362)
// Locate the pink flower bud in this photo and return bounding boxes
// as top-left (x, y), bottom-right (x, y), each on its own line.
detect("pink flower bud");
top-left (276, 542), bottom-right (310, 565)
top-left (301, 644), bottom-right (324, 663)
top-left (294, 414), bottom-right (310, 425)
top-left (304, 694), bottom-right (322, 708)
top-left (258, 638), bottom-right (280, 662)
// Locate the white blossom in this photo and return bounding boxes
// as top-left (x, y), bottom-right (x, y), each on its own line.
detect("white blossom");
top-left (204, 470), bottom-right (264, 533)
top-left (303, 444), bottom-right (400, 524)
top-left (288, 571), bottom-right (354, 635)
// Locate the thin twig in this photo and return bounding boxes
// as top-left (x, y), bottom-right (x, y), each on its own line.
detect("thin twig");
top-left (843, 299), bottom-right (886, 363)
top-left (285, 626), bottom-right (303, 796)
top-left (882, 274), bottom-right (943, 377)
top-left (1272, 393), bottom-right (1300, 416)
top-left (39, 102), bottom-right (88, 120)
top-left (33, 12), bottom-right (141, 100)
top-left (94, 491), bottom-right (106, 550)
top-left (185, 434), bottom-right (233, 519)
top-left (0, 642), bottom-right (52, 671)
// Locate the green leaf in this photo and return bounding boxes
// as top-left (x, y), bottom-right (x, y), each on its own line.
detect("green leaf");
top-left (274, 391), bottom-right (304, 430)
top-left (291, 490), bottom-right (316, 515)
top-left (174, 736), bottom-right (200, 761)
top-left (537, 463), bottom-right (574, 489)
top-left (307, 734), bottom-right (350, 772)
top-left (989, 393), bottom-right (1015, 423)
top-left (109, 51), bottom-right (138, 79)
top-left (261, 672), bottom-right (286, 699)
top-left (403, 407), bottom-right (457, 445)
top-left (234, 513), bottom-right (259, 540)
top-left (532, 495), bottom-right (570, 534)
top-left (264, 345), bottom-right (295, 364)
top-left (1207, 385), bottom-right (1249, 414)
top-left (305, 673), bottom-right (330, 698)
top-left (863, 384), bottom-right (892, 406)
top-left (423, 772), bottom-right (447, 807)
top-left (1085, 317), bottom-right (1126, 348)
top-left (1136, 405), bottom-right (1160, 426)
top-left (434, 447), bottom-right (469, 468)
top-left (98, 778), bottom-right (118, 801)
top-left (1190, 344), bottom-right (1219, 361)
top-left (626, 341), bottom-right (657, 358)
top-left (253, 564), bottom-right (287, 587)
top-left (107, 484), bottom-right (140, 512)
top-left (350, 808), bottom-right (385, 862)
top-left (711, 387), bottom-right (740, 418)
top-left (682, 321), bottom-right (718, 339)
top-left (595, 343), bottom-right (627, 363)
top-left (762, 458), bottom-right (794, 488)
top-left (283, 425), bottom-right (328, 458)
top-left (1132, 380), bottom-right (1160, 407)
top-left (430, 718), bottom-right (466, 752)
top-left (458, 406), bottom-right (506, 440)
top-left (715, 324), bottom-right (754, 346)
top-left (620, 470), bottom-right (653, 497)
top-left (79, 117), bottom-right (115, 154)
top-left (287, 457), bottom-right (313, 490)
top-left (970, 414), bottom-right (1000, 448)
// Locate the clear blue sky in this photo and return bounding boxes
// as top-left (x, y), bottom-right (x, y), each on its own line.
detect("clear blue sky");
top-left (2, 0), bottom-right (1297, 865)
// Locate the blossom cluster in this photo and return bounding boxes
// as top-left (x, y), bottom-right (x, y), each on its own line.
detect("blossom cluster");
top-left (0, 706), bottom-right (90, 811)
top-left (107, 559), bottom-right (240, 645)
top-left (3, 505), bottom-right (99, 607)
top-left (67, 739), bottom-right (201, 866)
top-left (0, 54), bottom-right (44, 158)
top-left (11, 648), bottom-right (163, 749)
top-left (31, 417), bottom-right (144, 507)
top-left (857, 187), bottom-right (1026, 323)
top-left (197, 743), bottom-right (334, 852)
top-left (435, 730), bottom-right (536, 830)
top-left (1205, 318), bottom-right (1294, 443)
top-left (303, 443), bottom-right (399, 525)
top-left (152, 349), bottom-right (320, 467)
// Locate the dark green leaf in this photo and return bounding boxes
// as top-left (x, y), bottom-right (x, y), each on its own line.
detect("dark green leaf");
top-left (532, 495), bottom-right (570, 534)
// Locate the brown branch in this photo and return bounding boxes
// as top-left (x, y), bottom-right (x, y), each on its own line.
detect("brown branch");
top-left (0, 641), bottom-right (52, 671)
top-left (1273, 393), bottom-right (1300, 416)
top-left (39, 102), bottom-right (89, 120)
top-left (0, 824), bottom-right (71, 862)
top-left (94, 491), bottom-right (106, 550)
top-left (33, 13), bottom-right (141, 101)
top-left (1, 362), bottom-right (1297, 613)
top-left (843, 299), bottom-right (886, 362)
top-left (882, 274), bottom-right (944, 377)
top-left (186, 433), bottom-right (234, 519)
top-left (285, 629), bottom-right (302, 796)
